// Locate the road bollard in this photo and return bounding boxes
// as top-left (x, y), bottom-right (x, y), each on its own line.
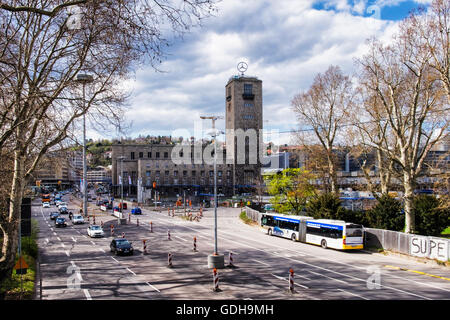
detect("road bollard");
top-left (289, 268), bottom-right (295, 293)
top-left (168, 208), bottom-right (170, 216)
top-left (167, 230), bottom-right (171, 241)
top-left (199, 207), bottom-right (203, 217)
top-left (101, 221), bottom-right (103, 228)
top-left (229, 252), bottom-right (234, 268)
top-left (193, 237), bottom-right (197, 252)
top-left (150, 221), bottom-right (153, 233)
top-left (93, 216), bottom-right (96, 225)
top-left (137, 218), bottom-right (139, 227)
top-left (143, 240), bottom-right (147, 255)
top-left (167, 253), bottom-right (173, 268)
top-left (213, 268), bottom-right (220, 292)
top-left (122, 232), bottom-right (125, 238)
top-left (172, 208), bottom-right (174, 217)
top-left (128, 213), bottom-right (131, 224)
top-left (88, 216), bottom-right (90, 224)
top-left (110, 225), bottom-right (114, 237)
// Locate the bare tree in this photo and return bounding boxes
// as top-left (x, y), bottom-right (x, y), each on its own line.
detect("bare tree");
top-left (0, 0), bottom-right (216, 285)
top-left (357, 31), bottom-right (448, 233)
top-left (291, 65), bottom-right (355, 194)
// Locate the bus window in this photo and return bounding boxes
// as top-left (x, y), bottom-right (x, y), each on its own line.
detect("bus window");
top-left (346, 228), bottom-right (363, 237)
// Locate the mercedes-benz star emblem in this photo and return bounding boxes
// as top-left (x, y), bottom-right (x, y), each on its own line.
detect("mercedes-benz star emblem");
top-left (237, 62), bottom-right (248, 74)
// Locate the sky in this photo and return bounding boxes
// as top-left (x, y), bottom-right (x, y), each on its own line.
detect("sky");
top-left (89, 0), bottom-right (432, 146)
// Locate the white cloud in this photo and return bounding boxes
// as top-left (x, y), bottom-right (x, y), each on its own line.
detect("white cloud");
top-left (117, 0), bottom-right (405, 145)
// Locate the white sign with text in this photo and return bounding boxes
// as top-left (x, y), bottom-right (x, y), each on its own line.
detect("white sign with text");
top-left (410, 236), bottom-right (449, 262)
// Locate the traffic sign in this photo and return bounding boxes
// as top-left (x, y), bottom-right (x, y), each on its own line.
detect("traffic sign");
top-left (14, 256), bottom-right (29, 274)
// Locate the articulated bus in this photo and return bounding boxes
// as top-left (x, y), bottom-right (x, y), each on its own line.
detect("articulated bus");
top-left (41, 193), bottom-right (51, 203)
top-left (260, 213), bottom-right (364, 250)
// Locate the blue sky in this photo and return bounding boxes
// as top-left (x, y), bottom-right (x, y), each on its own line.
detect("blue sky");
top-left (90, 0), bottom-right (431, 145)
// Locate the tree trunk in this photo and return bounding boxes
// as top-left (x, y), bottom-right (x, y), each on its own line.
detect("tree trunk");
top-left (403, 173), bottom-right (415, 233)
top-left (327, 152), bottom-right (337, 194)
top-left (0, 150), bottom-right (25, 285)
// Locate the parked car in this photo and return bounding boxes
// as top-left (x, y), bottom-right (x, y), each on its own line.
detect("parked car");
top-left (42, 202), bottom-right (50, 208)
top-left (49, 212), bottom-right (60, 220)
top-left (72, 215), bottom-right (85, 224)
top-left (55, 217), bottom-right (67, 227)
top-left (87, 225), bottom-right (104, 238)
top-left (110, 238), bottom-right (133, 256)
top-left (131, 207), bottom-right (142, 215)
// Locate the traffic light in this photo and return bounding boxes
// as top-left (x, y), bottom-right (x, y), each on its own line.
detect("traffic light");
top-left (153, 182), bottom-right (156, 189)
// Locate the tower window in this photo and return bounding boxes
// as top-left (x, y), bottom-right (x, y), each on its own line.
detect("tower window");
top-left (244, 103), bottom-right (253, 107)
top-left (244, 84), bottom-right (253, 95)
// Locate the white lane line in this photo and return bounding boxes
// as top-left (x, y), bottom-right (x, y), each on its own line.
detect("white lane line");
top-left (307, 270), bottom-right (348, 284)
top-left (65, 251), bottom-right (70, 257)
top-left (53, 232), bottom-right (57, 236)
top-left (126, 268), bottom-right (136, 276)
top-left (83, 289), bottom-right (92, 300)
top-left (174, 236), bottom-right (188, 242)
top-left (45, 238), bottom-right (49, 244)
top-left (271, 273), bottom-right (309, 289)
top-left (337, 289), bottom-right (369, 300)
top-left (253, 259), bottom-right (271, 267)
top-left (57, 237), bottom-right (61, 241)
top-left (146, 282), bottom-right (160, 293)
top-left (61, 243), bottom-right (65, 248)
top-left (90, 241), bottom-right (96, 246)
top-left (99, 248), bottom-right (105, 253)
top-left (71, 237), bottom-right (77, 243)
top-left (111, 257), bottom-right (119, 263)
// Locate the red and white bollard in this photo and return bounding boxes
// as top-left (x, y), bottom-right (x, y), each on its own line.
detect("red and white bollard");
top-left (193, 237), bottom-right (197, 252)
top-left (87, 216), bottom-right (90, 224)
top-left (122, 232), bottom-right (125, 238)
top-left (101, 221), bottom-right (103, 228)
top-left (150, 221), bottom-right (153, 233)
top-left (199, 207), bottom-right (203, 217)
top-left (167, 252), bottom-right (173, 268)
top-left (289, 268), bottom-right (295, 293)
top-left (172, 208), bottom-right (174, 217)
top-left (110, 225), bottom-right (114, 237)
top-left (128, 213), bottom-right (131, 224)
top-left (93, 216), bottom-right (96, 225)
top-left (229, 252), bottom-right (234, 267)
top-left (143, 239), bottom-right (147, 255)
top-left (167, 230), bottom-right (171, 241)
top-left (213, 268), bottom-right (220, 292)
top-left (137, 218), bottom-right (139, 227)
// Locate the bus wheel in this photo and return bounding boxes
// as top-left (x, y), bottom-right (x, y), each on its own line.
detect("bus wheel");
top-left (321, 239), bottom-right (327, 249)
top-left (291, 233), bottom-right (296, 242)
top-left (268, 229), bottom-right (272, 236)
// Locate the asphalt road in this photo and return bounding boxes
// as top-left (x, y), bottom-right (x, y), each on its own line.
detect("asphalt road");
top-left (34, 194), bottom-right (450, 300)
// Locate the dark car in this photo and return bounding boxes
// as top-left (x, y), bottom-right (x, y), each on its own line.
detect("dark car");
top-left (55, 217), bottom-right (67, 227)
top-left (110, 239), bottom-right (134, 256)
top-left (59, 206), bottom-right (68, 214)
top-left (49, 212), bottom-right (60, 220)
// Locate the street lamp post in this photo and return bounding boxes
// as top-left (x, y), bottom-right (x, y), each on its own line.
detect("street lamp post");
top-left (201, 115), bottom-right (224, 268)
top-left (76, 73), bottom-right (93, 218)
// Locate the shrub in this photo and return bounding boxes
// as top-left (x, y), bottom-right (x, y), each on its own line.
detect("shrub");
top-left (306, 193), bottom-right (347, 220)
top-left (412, 194), bottom-right (450, 236)
top-left (366, 194), bottom-right (404, 231)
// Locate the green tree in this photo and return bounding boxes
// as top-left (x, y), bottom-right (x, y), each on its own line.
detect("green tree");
top-left (413, 195), bottom-right (450, 236)
top-left (366, 194), bottom-right (404, 231)
top-left (306, 192), bottom-right (347, 220)
top-left (266, 168), bottom-right (316, 214)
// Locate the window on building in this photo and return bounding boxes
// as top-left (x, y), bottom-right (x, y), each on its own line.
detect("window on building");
top-left (218, 171), bottom-right (222, 177)
top-left (139, 152), bottom-right (143, 158)
top-left (156, 171), bottom-right (160, 177)
top-left (227, 170), bottom-right (231, 177)
top-left (201, 171), bottom-right (205, 177)
top-left (183, 170), bottom-right (187, 176)
top-left (164, 152), bottom-right (168, 159)
top-left (243, 114), bottom-right (254, 120)
top-left (130, 152), bottom-right (135, 160)
top-left (146, 171), bottom-right (151, 177)
top-left (209, 171), bottom-right (214, 177)
top-left (192, 171), bottom-right (196, 176)
top-left (174, 171), bottom-right (178, 177)
top-left (244, 83), bottom-right (253, 95)
top-left (165, 170), bottom-right (169, 176)
top-left (148, 152), bottom-right (152, 158)
top-left (156, 152), bottom-right (160, 158)
top-left (244, 103), bottom-right (253, 107)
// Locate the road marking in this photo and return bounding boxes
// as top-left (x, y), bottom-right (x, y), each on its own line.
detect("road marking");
top-left (337, 289), bottom-right (369, 300)
top-left (307, 270), bottom-right (348, 284)
top-left (90, 241), bottom-right (96, 246)
top-left (53, 232), bottom-right (57, 236)
top-left (146, 282), bottom-right (160, 292)
top-left (71, 237), bottom-right (77, 243)
top-left (65, 251), bottom-right (70, 257)
top-left (175, 236), bottom-right (187, 242)
top-left (384, 265), bottom-right (450, 282)
top-left (111, 257), bottom-right (119, 263)
top-left (61, 243), bottom-right (65, 248)
top-left (57, 237), bottom-right (61, 241)
top-left (126, 268), bottom-right (136, 276)
top-left (45, 238), bottom-right (49, 244)
top-left (252, 259), bottom-right (270, 267)
top-left (83, 289), bottom-right (92, 300)
top-left (99, 248), bottom-right (105, 253)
